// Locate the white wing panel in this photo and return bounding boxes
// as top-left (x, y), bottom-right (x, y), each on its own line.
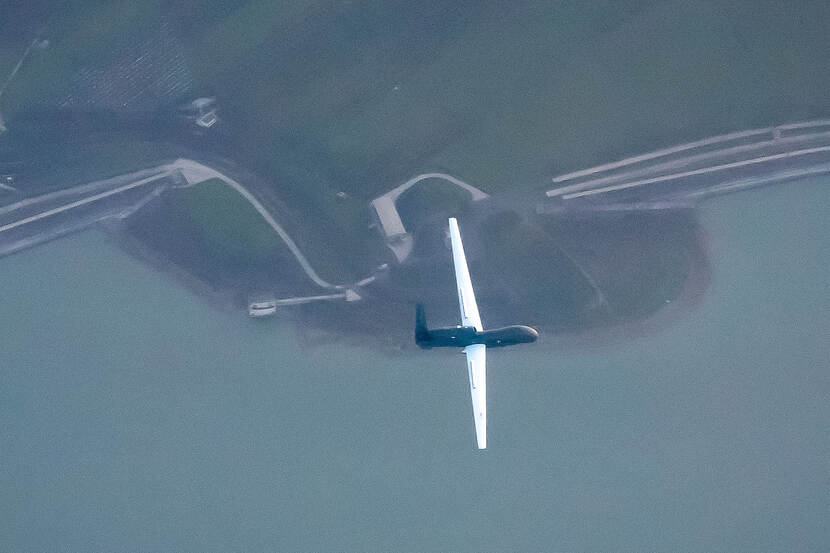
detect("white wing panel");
top-left (448, 218), bottom-right (483, 331)
top-left (465, 343), bottom-right (487, 449)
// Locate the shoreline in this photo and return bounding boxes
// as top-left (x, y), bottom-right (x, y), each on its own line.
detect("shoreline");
top-left (1, 154), bottom-right (715, 351)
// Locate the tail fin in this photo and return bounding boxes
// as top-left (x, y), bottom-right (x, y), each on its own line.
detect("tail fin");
top-left (415, 303), bottom-right (431, 346)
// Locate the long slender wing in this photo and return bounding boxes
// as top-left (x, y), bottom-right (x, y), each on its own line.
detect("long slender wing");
top-left (448, 218), bottom-right (483, 331)
top-left (465, 344), bottom-right (487, 449)
top-left (450, 219), bottom-right (487, 449)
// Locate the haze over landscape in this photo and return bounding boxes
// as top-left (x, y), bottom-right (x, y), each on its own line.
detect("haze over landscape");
top-left (1, 2), bottom-right (829, 551)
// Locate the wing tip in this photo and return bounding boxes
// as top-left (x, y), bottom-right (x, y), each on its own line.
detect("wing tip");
top-left (476, 423), bottom-right (486, 449)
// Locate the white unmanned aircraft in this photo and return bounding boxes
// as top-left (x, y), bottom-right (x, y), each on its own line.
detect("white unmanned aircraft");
top-left (415, 218), bottom-right (539, 448)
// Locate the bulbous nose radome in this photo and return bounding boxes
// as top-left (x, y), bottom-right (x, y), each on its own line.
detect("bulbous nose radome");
top-left (521, 326), bottom-right (539, 342)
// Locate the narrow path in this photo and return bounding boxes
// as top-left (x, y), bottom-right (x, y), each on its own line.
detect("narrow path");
top-left (0, 37), bottom-right (41, 133)
top-left (169, 159), bottom-right (340, 289)
top-left (0, 172), bottom-right (168, 233)
top-left (0, 167), bottom-right (165, 216)
top-left (548, 119), bottom-right (830, 200)
top-left (370, 172), bottom-right (490, 262)
top-left (383, 172), bottom-right (490, 203)
top-left (562, 145), bottom-right (830, 200)
top-left (0, 159), bottom-right (349, 290)
top-left (550, 119), bottom-right (830, 185)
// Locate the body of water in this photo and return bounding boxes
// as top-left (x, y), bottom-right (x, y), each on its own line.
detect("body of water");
top-left (1, 178), bottom-right (827, 551)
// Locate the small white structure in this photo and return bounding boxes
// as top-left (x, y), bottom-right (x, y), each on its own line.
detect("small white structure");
top-left (189, 97), bottom-right (215, 111)
top-left (184, 97), bottom-right (219, 129)
top-left (248, 294), bottom-right (277, 317)
top-left (248, 289), bottom-right (362, 317)
top-left (0, 175), bottom-right (16, 192)
top-left (196, 109), bottom-right (218, 128)
top-left (369, 173), bottom-right (489, 263)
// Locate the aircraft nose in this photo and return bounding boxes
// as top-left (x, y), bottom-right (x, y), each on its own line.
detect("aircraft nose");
top-left (526, 326), bottom-right (539, 341)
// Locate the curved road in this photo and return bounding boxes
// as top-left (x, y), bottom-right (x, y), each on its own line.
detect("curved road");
top-left (0, 159), bottom-right (358, 290)
top-left (169, 159), bottom-right (342, 289)
top-left (1, 159), bottom-right (482, 294)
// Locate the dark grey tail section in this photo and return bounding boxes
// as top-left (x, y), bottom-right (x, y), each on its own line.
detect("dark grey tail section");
top-left (415, 303), bottom-right (431, 346)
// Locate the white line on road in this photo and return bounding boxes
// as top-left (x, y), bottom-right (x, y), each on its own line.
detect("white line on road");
top-left (383, 172), bottom-right (490, 202)
top-left (552, 128), bottom-right (772, 183)
top-left (561, 145), bottom-right (830, 200)
top-left (169, 159), bottom-right (339, 289)
top-left (548, 129), bottom-right (830, 197)
top-left (683, 162), bottom-right (830, 199)
top-left (550, 118), bottom-right (830, 184)
top-left (0, 167), bottom-right (166, 215)
top-left (2, 158), bottom-right (377, 293)
top-left (0, 172), bottom-right (168, 233)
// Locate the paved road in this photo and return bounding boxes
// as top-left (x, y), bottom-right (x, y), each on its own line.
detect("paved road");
top-left (547, 119), bottom-right (830, 203)
top-left (0, 172), bottom-right (168, 234)
top-left (171, 159), bottom-right (340, 289)
top-left (0, 159), bottom-right (383, 292)
top-left (370, 172), bottom-right (489, 262)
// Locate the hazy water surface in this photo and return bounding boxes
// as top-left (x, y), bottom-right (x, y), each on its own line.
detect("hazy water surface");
top-left (1, 179), bottom-right (828, 551)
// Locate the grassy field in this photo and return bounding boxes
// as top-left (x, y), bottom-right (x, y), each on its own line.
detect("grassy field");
top-left (178, 178), bottom-right (289, 267)
top-left (177, 0), bottom-right (830, 202)
top-left (395, 179), bottom-right (473, 231)
top-left (5, 2), bottom-right (830, 189)
top-left (2, 2), bottom-right (168, 119)
top-left (480, 211), bottom-right (598, 325)
top-left (30, 140), bottom-right (171, 191)
top-left (2, 1), bottom-right (829, 283)
top-left (321, 1), bottom-right (830, 190)
top-left (174, 176), bottom-right (371, 288)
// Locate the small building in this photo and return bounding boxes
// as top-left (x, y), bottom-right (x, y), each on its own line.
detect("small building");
top-left (369, 173), bottom-right (489, 264)
top-left (248, 294), bottom-right (277, 317)
top-left (195, 109), bottom-right (218, 128)
top-left (0, 175), bottom-right (17, 192)
top-left (182, 97), bottom-right (219, 129)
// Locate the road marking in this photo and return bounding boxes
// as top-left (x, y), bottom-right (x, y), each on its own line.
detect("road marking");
top-left (550, 118), bottom-right (830, 185)
top-left (561, 145), bottom-right (830, 200)
top-left (548, 129), bottom-right (830, 197)
top-left (0, 167), bottom-right (165, 215)
top-left (170, 159), bottom-right (340, 289)
top-left (1, 158), bottom-right (381, 293)
top-left (369, 173), bottom-right (489, 263)
top-left (0, 172), bottom-right (168, 233)
top-left (683, 162), bottom-right (830, 199)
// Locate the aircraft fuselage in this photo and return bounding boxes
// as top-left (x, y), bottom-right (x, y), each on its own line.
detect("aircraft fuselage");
top-left (419, 218), bottom-right (540, 448)
top-left (417, 324), bottom-right (539, 349)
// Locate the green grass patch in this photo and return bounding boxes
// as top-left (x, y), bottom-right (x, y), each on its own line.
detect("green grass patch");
top-left (180, 178), bottom-right (288, 266)
top-left (482, 212), bottom-right (597, 322)
top-left (185, 0), bottom-right (316, 85)
top-left (11, 139), bottom-right (171, 194)
top-left (395, 179), bottom-right (473, 230)
top-left (261, 160), bottom-right (373, 283)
